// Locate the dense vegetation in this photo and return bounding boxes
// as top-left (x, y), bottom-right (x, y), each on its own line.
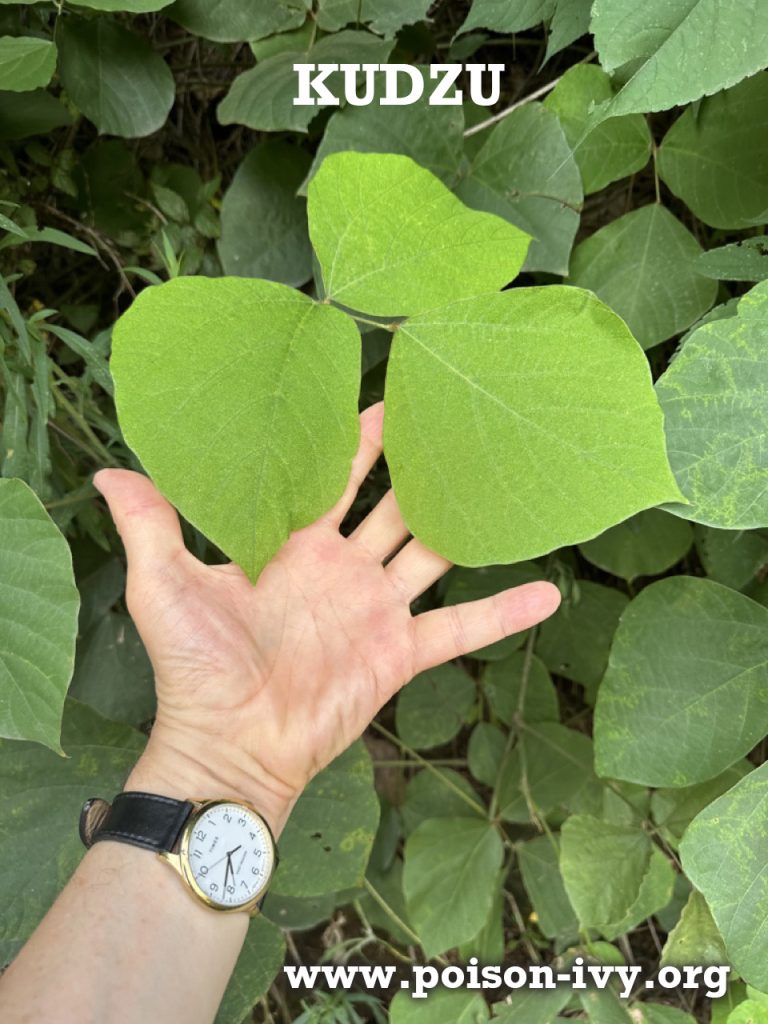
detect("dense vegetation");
top-left (1, 1), bottom-right (768, 1022)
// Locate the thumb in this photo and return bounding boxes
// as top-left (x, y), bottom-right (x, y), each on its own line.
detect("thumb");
top-left (93, 469), bottom-right (186, 578)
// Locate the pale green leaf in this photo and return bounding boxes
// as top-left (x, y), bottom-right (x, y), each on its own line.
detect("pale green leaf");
top-left (498, 722), bottom-right (594, 822)
top-left (457, 102), bottom-right (582, 274)
top-left (169, 0), bottom-right (309, 42)
top-left (545, 0), bottom-right (592, 60)
top-left (482, 651), bottom-right (558, 726)
top-left (396, 664), bottom-right (476, 750)
top-left (403, 816), bottom-right (503, 956)
top-left (696, 527), bottom-right (768, 590)
top-left (272, 740), bottom-right (379, 898)
top-left (536, 580), bottom-right (629, 699)
top-left (579, 509), bottom-right (693, 582)
top-left (656, 280), bottom-right (768, 529)
top-left (400, 768), bottom-right (484, 836)
top-left (317, 0), bottom-right (432, 36)
top-left (697, 239), bottom-right (768, 283)
top-left (713, 983), bottom-right (750, 1024)
top-left (58, 17), bottom-right (174, 138)
top-left (53, 0), bottom-right (174, 9)
top-left (0, 478), bottom-right (79, 752)
top-left (215, 916), bottom-right (285, 1024)
top-left (218, 141), bottom-right (312, 287)
top-left (0, 699), bottom-right (145, 960)
top-left (391, 987), bottom-right (489, 1024)
top-left (661, 890), bottom-right (728, 967)
top-left (569, 204), bottom-right (716, 350)
top-left (492, 988), bottom-right (572, 1024)
top-left (595, 576), bottom-right (768, 787)
top-left (560, 814), bottom-right (652, 929)
top-left (591, 0), bottom-right (768, 116)
top-left (518, 834), bottom-right (579, 941)
top-left (385, 288), bottom-right (681, 567)
top-left (600, 846), bottom-right (675, 940)
top-left (217, 31), bottom-right (393, 133)
top-left (728, 1003), bottom-right (768, 1024)
top-left (0, 37), bottom-right (56, 92)
top-left (680, 762), bottom-right (768, 989)
top-left (651, 762), bottom-right (752, 843)
top-left (249, 22), bottom-right (314, 61)
top-left (657, 73), bottom-right (768, 229)
top-left (543, 65), bottom-right (651, 193)
top-left (111, 277), bottom-right (360, 582)
top-left (459, 0), bottom-right (554, 35)
top-left (309, 152), bottom-right (530, 317)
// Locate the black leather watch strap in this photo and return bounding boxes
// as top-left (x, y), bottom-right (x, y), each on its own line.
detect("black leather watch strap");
top-left (79, 791), bottom-right (194, 853)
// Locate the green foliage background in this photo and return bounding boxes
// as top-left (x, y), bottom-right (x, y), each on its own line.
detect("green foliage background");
top-left (1, 1), bottom-right (768, 1022)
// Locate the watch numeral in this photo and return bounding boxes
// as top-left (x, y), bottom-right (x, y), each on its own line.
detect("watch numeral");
top-left (210, 883), bottom-right (218, 893)
top-left (254, 849), bottom-right (262, 857)
top-left (249, 832), bottom-right (256, 841)
top-left (240, 881), bottom-right (248, 889)
top-left (200, 866), bottom-right (209, 875)
top-left (238, 817), bottom-right (246, 826)
top-left (195, 830), bottom-right (207, 841)
top-left (192, 850), bottom-right (201, 859)
top-left (223, 813), bottom-right (232, 823)
top-left (251, 866), bottom-right (259, 875)
top-left (227, 885), bottom-right (235, 894)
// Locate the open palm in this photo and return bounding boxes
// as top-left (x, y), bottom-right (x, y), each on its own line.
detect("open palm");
top-left (95, 403), bottom-right (560, 830)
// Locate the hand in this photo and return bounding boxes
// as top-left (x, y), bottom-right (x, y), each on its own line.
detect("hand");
top-left (94, 403), bottom-right (560, 835)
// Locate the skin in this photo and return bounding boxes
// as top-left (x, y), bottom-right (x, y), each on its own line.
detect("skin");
top-left (0, 402), bottom-right (560, 1024)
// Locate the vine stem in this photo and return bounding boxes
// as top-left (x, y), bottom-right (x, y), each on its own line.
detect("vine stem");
top-left (362, 878), bottom-right (449, 966)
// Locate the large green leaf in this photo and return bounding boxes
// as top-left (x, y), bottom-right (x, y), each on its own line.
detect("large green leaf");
top-left (560, 814), bottom-right (652, 930)
top-left (395, 664), bottom-right (476, 750)
top-left (656, 280), bottom-right (768, 529)
top-left (58, 17), bottom-right (174, 138)
top-left (111, 277), bottom-right (360, 582)
top-left (697, 239), bottom-right (768, 283)
top-left (661, 890), bottom-right (728, 967)
top-left (400, 768), bottom-right (484, 836)
top-left (272, 740), bottom-right (379, 898)
top-left (569, 205), bottom-right (717, 350)
top-left (403, 817), bottom-right (503, 956)
top-left (579, 510), bottom-right (693, 582)
top-left (169, 0), bottom-right (308, 42)
top-left (317, 0), bottom-right (432, 36)
top-left (595, 576), bottom-right (768, 787)
top-left (0, 700), bottom-right (145, 960)
top-left (217, 31), bottom-right (393, 134)
top-left (459, 0), bottom-right (554, 34)
top-left (385, 288), bottom-right (681, 567)
top-left (591, 0), bottom-right (768, 116)
top-left (482, 651), bottom-right (558, 726)
top-left (651, 762), bottom-right (752, 844)
top-left (0, 478), bottom-right (79, 752)
top-left (215, 916), bottom-right (286, 1024)
top-left (0, 37), bottom-right (56, 92)
top-left (697, 527), bottom-right (768, 591)
top-left (518, 835), bottom-right (579, 941)
top-left (457, 102), bottom-right (582, 274)
top-left (309, 152), bottom-right (529, 317)
top-left (680, 762), bottom-right (768, 988)
top-left (544, 65), bottom-right (651, 194)
top-left (600, 846), bottom-right (675, 941)
top-left (657, 73), bottom-right (768, 229)
top-left (0, 88), bottom-right (71, 139)
top-left (217, 141), bottom-right (313, 287)
top-left (545, 0), bottom-right (592, 60)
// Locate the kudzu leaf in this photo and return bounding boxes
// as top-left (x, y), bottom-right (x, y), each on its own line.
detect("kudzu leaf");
top-left (0, 700), bottom-right (145, 960)
top-left (657, 73), bottom-right (768, 229)
top-left (545, 0), bottom-right (592, 61)
top-left (680, 762), bottom-right (768, 988)
top-left (656, 280), bottom-right (768, 529)
top-left (544, 66), bottom-right (651, 194)
top-left (518, 835), bottom-right (579, 941)
top-left (696, 527), bottom-right (768, 591)
top-left (457, 102), bottom-right (582, 274)
top-left (303, 81), bottom-right (465, 190)
top-left (651, 762), bottom-right (752, 844)
top-left (459, 0), bottom-right (555, 35)
top-left (395, 664), bottom-right (476, 750)
top-left (697, 240), bottom-right (768, 283)
top-left (595, 576), bottom-right (768, 787)
top-left (310, 152), bottom-right (529, 317)
top-left (600, 847), bottom-right (675, 941)
top-left (272, 740), bottom-right (379, 898)
top-left (218, 141), bottom-right (313, 287)
top-left (661, 890), bottom-right (728, 968)
top-left (401, 769), bottom-right (483, 836)
top-left (579, 510), bottom-right (693, 582)
top-left (390, 988), bottom-right (489, 1024)
top-left (0, 478), bottom-right (79, 752)
top-left (0, 37), bottom-right (56, 92)
top-left (560, 814), bottom-right (652, 930)
top-left (111, 277), bottom-right (360, 582)
top-left (403, 816), bottom-right (503, 956)
top-left (215, 917), bottom-right (285, 1024)
top-left (0, 89), bottom-right (71, 139)
top-left (569, 205), bottom-right (716, 350)
top-left (169, 0), bottom-right (309, 42)
top-left (482, 652), bottom-right (558, 726)
top-left (591, 0), bottom-right (768, 116)
top-left (58, 17), bottom-right (174, 138)
top-left (317, 0), bottom-right (432, 36)
top-left (493, 989), bottom-right (572, 1024)
top-left (218, 31), bottom-right (393, 134)
top-left (468, 722), bottom-right (506, 787)
top-left (386, 288), bottom-right (681, 567)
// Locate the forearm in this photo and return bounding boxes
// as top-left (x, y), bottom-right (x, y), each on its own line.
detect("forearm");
top-left (0, 742), bottom-right (294, 1024)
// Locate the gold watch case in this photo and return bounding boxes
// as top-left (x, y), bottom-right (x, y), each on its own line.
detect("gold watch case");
top-left (158, 798), bottom-right (277, 916)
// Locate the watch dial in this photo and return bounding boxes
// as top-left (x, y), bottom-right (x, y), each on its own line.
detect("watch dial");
top-left (185, 803), bottom-right (274, 908)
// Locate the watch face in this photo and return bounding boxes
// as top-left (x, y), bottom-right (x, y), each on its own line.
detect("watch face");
top-left (183, 802), bottom-right (275, 909)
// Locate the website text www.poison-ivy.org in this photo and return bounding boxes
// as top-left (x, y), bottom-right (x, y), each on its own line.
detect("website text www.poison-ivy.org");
top-left (283, 958), bottom-right (729, 1001)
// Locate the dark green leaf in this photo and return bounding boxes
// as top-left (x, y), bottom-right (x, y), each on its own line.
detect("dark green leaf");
top-left (396, 663), bottom-right (475, 750)
top-left (169, 0), bottom-right (308, 42)
top-left (579, 510), bottom-right (693, 582)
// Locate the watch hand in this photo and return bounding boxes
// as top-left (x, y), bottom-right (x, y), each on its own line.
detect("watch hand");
top-left (223, 856), bottom-right (232, 889)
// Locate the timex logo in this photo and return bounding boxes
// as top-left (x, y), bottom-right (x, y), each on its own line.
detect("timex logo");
top-left (293, 63), bottom-right (505, 107)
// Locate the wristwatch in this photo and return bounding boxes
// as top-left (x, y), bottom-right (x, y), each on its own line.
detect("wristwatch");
top-left (79, 791), bottom-right (277, 915)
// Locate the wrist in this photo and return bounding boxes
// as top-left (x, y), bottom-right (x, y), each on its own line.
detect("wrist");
top-left (125, 725), bottom-right (298, 839)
